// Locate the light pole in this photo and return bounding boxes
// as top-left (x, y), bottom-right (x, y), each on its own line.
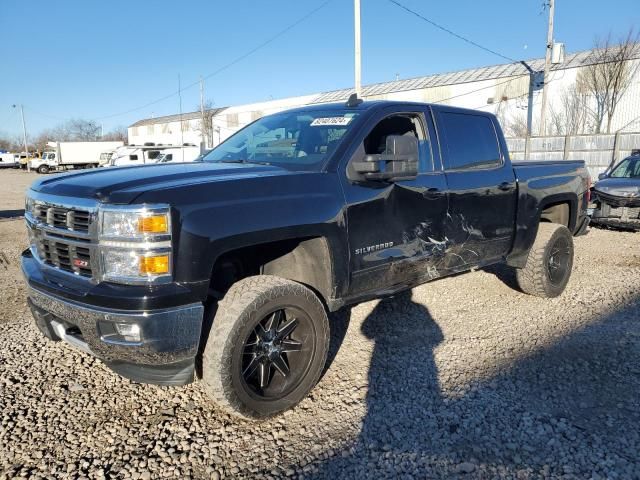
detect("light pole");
top-left (12, 104), bottom-right (30, 171)
top-left (354, 0), bottom-right (362, 97)
top-left (200, 76), bottom-right (206, 151)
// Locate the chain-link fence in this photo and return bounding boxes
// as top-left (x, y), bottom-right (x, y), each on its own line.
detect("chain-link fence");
top-left (506, 132), bottom-right (640, 177)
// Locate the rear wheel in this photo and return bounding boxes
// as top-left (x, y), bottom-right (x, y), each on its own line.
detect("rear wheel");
top-left (201, 275), bottom-right (329, 420)
top-left (516, 222), bottom-right (574, 298)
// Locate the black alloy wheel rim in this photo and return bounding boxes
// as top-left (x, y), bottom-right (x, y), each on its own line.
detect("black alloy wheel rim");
top-left (547, 236), bottom-right (570, 285)
top-left (240, 307), bottom-right (314, 400)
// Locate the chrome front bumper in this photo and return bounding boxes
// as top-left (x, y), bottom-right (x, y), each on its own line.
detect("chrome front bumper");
top-left (26, 286), bottom-right (204, 385)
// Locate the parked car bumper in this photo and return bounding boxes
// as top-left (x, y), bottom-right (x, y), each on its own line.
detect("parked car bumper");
top-left (590, 215), bottom-right (640, 231)
top-left (590, 202), bottom-right (640, 231)
top-left (22, 257), bottom-right (204, 386)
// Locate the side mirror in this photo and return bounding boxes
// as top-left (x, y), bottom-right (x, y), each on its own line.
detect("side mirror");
top-left (352, 135), bottom-right (419, 181)
top-left (598, 172), bottom-right (607, 180)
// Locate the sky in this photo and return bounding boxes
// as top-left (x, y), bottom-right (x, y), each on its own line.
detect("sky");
top-left (1, 0), bottom-right (639, 137)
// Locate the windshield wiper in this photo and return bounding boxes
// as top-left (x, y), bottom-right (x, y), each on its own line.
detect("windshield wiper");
top-left (218, 159), bottom-right (271, 166)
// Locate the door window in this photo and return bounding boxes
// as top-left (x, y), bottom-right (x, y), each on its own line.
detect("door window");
top-left (440, 112), bottom-right (501, 170)
top-left (362, 113), bottom-right (433, 172)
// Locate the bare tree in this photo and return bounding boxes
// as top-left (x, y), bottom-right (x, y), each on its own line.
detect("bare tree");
top-left (65, 119), bottom-right (101, 140)
top-left (547, 87), bottom-right (590, 135)
top-left (578, 30), bottom-right (640, 133)
top-left (0, 133), bottom-right (22, 151)
top-left (102, 126), bottom-right (128, 143)
top-left (502, 113), bottom-right (529, 138)
top-left (193, 101), bottom-right (221, 148)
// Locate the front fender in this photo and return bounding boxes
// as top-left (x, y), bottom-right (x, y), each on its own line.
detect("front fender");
top-left (154, 172), bottom-right (349, 301)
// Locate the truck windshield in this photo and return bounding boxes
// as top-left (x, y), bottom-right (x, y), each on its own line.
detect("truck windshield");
top-left (610, 156), bottom-right (640, 178)
top-left (203, 110), bottom-right (360, 171)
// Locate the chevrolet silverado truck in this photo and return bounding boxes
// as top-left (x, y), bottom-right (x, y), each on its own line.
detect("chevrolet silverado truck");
top-left (22, 99), bottom-right (590, 419)
top-left (590, 153), bottom-right (640, 231)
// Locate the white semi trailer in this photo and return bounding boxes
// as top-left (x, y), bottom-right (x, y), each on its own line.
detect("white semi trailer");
top-left (29, 141), bottom-right (124, 174)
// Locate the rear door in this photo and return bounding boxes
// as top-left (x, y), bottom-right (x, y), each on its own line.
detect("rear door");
top-left (432, 106), bottom-right (516, 269)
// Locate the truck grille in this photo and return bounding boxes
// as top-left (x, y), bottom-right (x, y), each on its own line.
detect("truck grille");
top-left (40, 239), bottom-right (93, 277)
top-left (602, 204), bottom-right (640, 219)
top-left (27, 199), bottom-right (97, 280)
top-left (33, 205), bottom-right (91, 233)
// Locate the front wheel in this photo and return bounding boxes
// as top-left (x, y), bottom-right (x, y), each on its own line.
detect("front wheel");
top-left (201, 275), bottom-right (329, 420)
top-left (37, 165), bottom-right (50, 174)
top-left (516, 223), bottom-right (574, 298)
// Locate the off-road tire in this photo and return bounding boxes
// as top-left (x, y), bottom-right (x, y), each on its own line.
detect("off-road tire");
top-left (516, 222), bottom-right (574, 298)
top-left (201, 275), bottom-right (329, 420)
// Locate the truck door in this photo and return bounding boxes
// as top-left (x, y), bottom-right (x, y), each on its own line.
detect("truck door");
top-left (341, 107), bottom-right (449, 298)
top-left (433, 106), bottom-right (517, 270)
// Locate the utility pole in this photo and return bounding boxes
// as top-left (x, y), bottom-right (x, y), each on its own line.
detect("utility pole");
top-left (354, 0), bottom-right (362, 97)
top-left (13, 104), bottom-right (29, 171)
top-left (538, 0), bottom-right (555, 136)
top-left (199, 76), bottom-right (206, 151)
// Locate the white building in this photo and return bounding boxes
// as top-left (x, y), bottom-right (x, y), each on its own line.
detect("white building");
top-left (128, 107), bottom-right (227, 148)
top-left (128, 95), bottom-right (318, 148)
top-left (129, 46), bottom-right (640, 147)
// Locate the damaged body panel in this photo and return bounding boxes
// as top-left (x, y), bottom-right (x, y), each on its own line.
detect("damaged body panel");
top-left (590, 155), bottom-right (640, 231)
top-left (337, 102), bottom-right (590, 306)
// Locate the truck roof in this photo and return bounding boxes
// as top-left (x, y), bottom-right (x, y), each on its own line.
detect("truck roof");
top-left (280, 100), bottom-right (491, 117)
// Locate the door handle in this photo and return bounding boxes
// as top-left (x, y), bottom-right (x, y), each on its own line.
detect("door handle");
top-left (497, 182), bottom-right (512, 191)
top-left (423, 187), bottom-right (442, 198)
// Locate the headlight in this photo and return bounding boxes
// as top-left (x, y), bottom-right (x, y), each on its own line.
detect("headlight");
top-left (101, 207), bottom-right (170, 240)
top-left (25, 196), bottom-right (35, 215)
top-left (101, 249), bottom-right (171, 284)
top-left (98, 204), bottom-right (172, 284)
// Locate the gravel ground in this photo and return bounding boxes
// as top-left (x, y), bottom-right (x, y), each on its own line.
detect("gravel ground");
top-left (1, 169), bottom-right (639, 479)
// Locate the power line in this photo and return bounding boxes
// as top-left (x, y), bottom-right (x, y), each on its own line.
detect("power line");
top-left (96, 0), bottom-right (333, 120)
top-left (23, 106), bottom-right (70, 122)
top-left (386, 0), bottom-right (518, 63)
top-left (433, 74), bottom-right (529, 104)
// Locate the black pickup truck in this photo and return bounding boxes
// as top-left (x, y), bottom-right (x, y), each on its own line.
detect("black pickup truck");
top-left (22, 100), bottom-right (590, 419)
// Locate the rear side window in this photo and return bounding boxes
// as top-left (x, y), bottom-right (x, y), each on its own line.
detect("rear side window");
top-left (440, 112), bottom-right (501, 170)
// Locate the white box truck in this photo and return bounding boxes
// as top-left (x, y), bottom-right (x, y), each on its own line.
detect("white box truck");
top-left (29, 141), bottom-right (124, 174)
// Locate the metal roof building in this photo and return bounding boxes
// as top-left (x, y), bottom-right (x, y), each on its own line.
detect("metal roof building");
top-left (129, 46), bottom-right (640, 147)
top-left (311, 47), bottom-right (640, 104)
top-left (129, 107), bottom-right (227, 128)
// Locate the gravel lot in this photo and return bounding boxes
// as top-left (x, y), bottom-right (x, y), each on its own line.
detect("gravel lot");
top-left (1, 168), bottom-right (639, 479)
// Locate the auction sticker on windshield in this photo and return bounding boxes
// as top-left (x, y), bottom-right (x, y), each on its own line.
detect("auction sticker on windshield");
top-left (310, 117), bottom-right (353, 126)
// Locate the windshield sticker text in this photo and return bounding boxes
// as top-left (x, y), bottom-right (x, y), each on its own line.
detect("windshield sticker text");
top-left (310, 117), bottom-right (353, 127)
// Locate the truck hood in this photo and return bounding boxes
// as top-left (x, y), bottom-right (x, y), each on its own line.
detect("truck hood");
top-left (29, 162), bottom-right (292, 204)
top-left (593, 177), bottom-right (640, 197)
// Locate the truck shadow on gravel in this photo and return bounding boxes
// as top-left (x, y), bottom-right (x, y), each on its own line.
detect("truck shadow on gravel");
top-left (321, 308), bottom-right (352, 380)
top-left (0, 209), bottom-right (24, 221)
top-left (481, 263), bottom-right (521, 292)
top-left (306, 291), bottom-right (640, 478)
